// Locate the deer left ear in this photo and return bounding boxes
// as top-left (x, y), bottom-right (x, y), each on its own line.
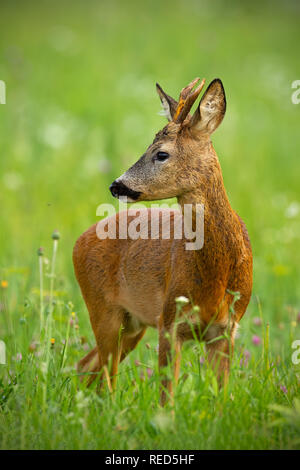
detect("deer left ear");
top-left (189, 79), bottom-right (226, 135)
top-left (156, 83), bottom-right (178, 122)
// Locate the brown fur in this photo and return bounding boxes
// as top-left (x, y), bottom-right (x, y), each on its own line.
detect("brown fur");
top-left (73, 78), bottom-right (253, 404)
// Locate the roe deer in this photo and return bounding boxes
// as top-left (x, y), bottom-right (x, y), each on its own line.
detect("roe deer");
top-left (73, 77), bottom-right (253, 404)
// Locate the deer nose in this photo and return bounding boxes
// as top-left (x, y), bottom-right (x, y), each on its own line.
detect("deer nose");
top-left (109, 180), bottom-right (141, 201)
top-left (109, 181), bottom-right (121, 198)
top-left (109, 180), bottom-right (132, 198)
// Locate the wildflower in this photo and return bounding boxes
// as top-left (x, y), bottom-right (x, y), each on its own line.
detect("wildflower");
top-left (280, 384), bottom-right (287, 394)
top-left (29, 341), bottom-right (38, 352)
top-left (175, 296), bottom-right (189, 306)
top-left (1, 280), bottom-right (8, 289)
top-left (244, 349), bottom-right (251, 358)
top-left (291, 321), bottom-right (297, 328)
top-left (199, 356), bottom-right (205, 365)
top-left (240, 349), bottom-right (251, 367)
top-left (252, 335), bottom-right (261, 346)
top-left (191, 305), bottom-right (200, 313)
top-left (74, 324), bottom-right (79, 330)
top-left (50, 338), bottom-right (55, 345)
top-left (146, 368), bottom-right (153, 378)
top-left (52, 230), bottom-right (60, 240)
top-left (37, 247), bottom-right (44, 257)
top-left (15, 353), bottom-right (22, 361)
top-left (253, 316), bottom-right (262, 326)
top-left (71, 311), bottom-right (76, 317)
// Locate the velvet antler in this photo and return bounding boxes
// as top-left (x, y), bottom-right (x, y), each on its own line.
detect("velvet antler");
top-left (173, 77), bottom-right (205, 124)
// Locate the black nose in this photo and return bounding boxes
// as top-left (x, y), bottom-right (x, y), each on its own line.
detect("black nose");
top-left (109, 180), bottom-right (141, 201)
top-left (109, 181), bottom-right (121, 198)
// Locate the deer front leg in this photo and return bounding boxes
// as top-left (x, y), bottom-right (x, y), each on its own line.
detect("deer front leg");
top-left (158, 328), bottom-right (172, 406)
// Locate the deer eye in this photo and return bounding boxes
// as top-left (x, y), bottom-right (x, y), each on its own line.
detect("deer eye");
top-left (156, 151), bottom-right (170, 162)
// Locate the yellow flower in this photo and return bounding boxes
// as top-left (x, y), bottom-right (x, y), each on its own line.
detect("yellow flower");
top-left (71, 312), bottom-right (76, 317)
top-left (50, 338), bottom-right (55, 345)
top-left (291, 321), bottom-right (297, 328)
top-left (1, 280), bottom-right (8, 288)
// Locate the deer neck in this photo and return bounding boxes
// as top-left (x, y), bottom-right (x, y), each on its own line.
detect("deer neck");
top-left (177, 145), bottom-right (240, 268)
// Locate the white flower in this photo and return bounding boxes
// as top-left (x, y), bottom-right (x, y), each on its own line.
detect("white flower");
top-left (175, 296), bottom-right (189, 306)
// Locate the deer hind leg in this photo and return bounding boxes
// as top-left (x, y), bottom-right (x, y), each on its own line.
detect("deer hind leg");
top-left (78, 328), bottom-right (147, 390)
top-left (76, 301), bottom-right (126, 391)
top-left (77, 315), bottom-right (147, 391)
top-left (120, 328), bottom-right (147, 362)
top-left (205, 322), bottom-right (237, 388)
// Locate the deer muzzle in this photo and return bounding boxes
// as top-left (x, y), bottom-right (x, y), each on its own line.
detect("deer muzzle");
top-left (109, 180), bottom-right (141, 202)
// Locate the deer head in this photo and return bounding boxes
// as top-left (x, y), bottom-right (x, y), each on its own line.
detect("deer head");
top-left (109, 78), bottom-right (226, 202)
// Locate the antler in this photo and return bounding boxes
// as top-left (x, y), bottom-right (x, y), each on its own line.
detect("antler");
top-left (173, 77), bottom-right (205, 123)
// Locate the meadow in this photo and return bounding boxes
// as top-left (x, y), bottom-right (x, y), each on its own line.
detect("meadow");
top-left (0, 0), bottom-right (300, 450)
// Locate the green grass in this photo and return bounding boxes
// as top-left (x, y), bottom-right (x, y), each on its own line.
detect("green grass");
top-left (0, 0), bottom-right (300, 450)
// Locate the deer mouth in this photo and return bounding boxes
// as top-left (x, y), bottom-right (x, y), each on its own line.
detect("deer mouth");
top-left (109, 180), bottom-right (141, 202)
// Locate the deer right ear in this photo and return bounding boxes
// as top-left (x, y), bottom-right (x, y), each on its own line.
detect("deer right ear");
top-left (156, 83), bottom-right (178, 122)
top-left (189, 79), bottom-right (226, 135)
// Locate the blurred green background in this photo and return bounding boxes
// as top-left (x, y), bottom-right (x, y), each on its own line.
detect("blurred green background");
top-left (1, 0), bottom-right (300, 345)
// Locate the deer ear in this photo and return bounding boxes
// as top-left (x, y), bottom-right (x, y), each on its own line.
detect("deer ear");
top-left (156, 83), bottom-right (178, 122)
top-left (190, 79), bottom-right (226, 134)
